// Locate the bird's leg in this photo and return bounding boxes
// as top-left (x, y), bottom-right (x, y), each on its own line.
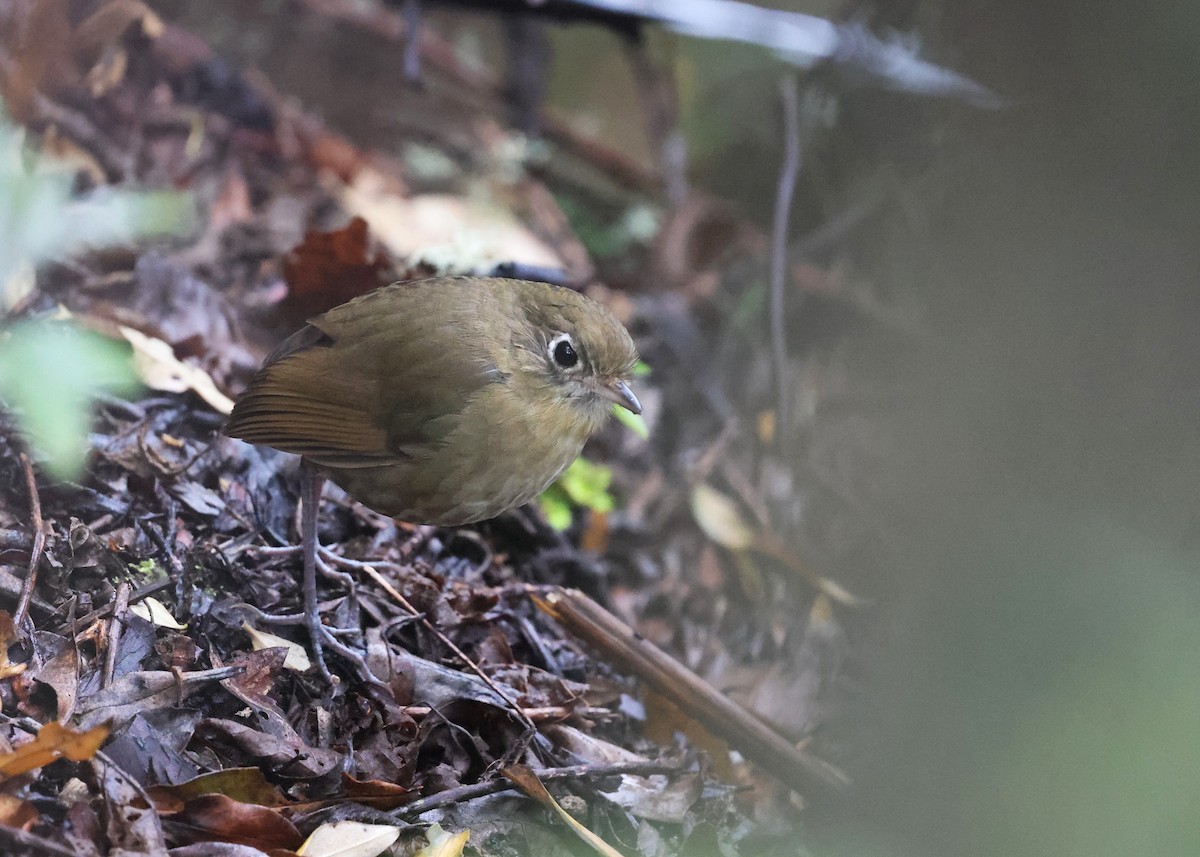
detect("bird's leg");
top-left (299, 462), bottom-right (336, 686)
top-left (241, 464), bottom-right (382, 692)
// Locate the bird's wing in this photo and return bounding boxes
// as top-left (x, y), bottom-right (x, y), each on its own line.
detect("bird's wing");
top-left (225, 279), bottom-right (507, 469)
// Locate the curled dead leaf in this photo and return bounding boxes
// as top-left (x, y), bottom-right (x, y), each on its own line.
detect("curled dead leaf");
top-left (119, 325), bottom-right (234, 414)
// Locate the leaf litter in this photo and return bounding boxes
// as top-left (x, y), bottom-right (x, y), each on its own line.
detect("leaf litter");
top-left (0, 0), bottom-right (911, 853)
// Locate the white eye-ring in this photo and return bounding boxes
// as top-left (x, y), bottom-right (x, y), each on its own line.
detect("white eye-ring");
top-left (547, 332), bottom-right (579, 369)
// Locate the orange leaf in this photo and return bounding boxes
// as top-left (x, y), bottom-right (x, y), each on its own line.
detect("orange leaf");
top-left (0, 721), bottom-right (108, 780)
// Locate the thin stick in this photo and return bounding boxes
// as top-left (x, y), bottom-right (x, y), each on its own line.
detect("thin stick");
top-left (101, 582), bottom-right (132, 688)
top-left (391, 760), bottom-right (681, 819)
top-left (60, 577), bottom-right (173, 639)
top-left (358, 563), bottom-right (537, 733)
top-left (535, 587), bottom-right (850, 795)
top-left (0, 824), bottom-right (78, 857)
top-left (13, 453), bottom-right (45, 637)
top-left (769, 74), bottom-right (803, 451)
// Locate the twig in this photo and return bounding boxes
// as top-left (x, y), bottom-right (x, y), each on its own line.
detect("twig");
top-left (391, 760), bottom-right (682, 819)
top-left (357, 562), bottom-right (538, 734)
top-left (769, 74), bottom-right (804, 452)
top-left (0, 824), bottom-right (78, 857)
top-left (535, 587), bottom-right (850, 794)
top-left (59, 577), bottom-right (173, 639)
top-left (13, 453), bottom-right (45, 638)
top-left (101, 582), bottom-right (132, 688)
top-left (399, 703), bottom-right (611, 722)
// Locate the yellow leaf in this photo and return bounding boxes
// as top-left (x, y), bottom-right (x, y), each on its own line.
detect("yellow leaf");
top-left (299, 820), bottom-right (402, 857)
top-left (415, 822), bottom-right (469, 857)
top-left (129, 596), bottom-right (187, 630)
top-left (690, 483), bottom-right (755, 550)
top-left (241, 622), bottom-right (311, 673)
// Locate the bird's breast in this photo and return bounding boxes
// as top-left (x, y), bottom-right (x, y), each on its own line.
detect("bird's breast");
top-left (323, 381), bottom-right (598, 525)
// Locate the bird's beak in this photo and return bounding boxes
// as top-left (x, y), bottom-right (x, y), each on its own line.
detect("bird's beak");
top-left (596, 379), bottom-right (642, 414)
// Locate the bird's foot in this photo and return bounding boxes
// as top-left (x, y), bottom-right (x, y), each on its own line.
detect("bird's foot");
top-left (245, 602), bottom-right (385, 694)
top-left (250, 546), bottom-right (357, 588)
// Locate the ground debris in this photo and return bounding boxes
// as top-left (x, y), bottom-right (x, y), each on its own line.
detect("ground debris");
top-left (0, 0), bottom-right (902, 853)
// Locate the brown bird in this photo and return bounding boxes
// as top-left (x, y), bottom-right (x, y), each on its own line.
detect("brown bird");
top-left (226, 276), bottom-right (641, 683)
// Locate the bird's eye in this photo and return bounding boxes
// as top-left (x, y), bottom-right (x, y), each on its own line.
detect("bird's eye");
top-left (549, 334), bottom-right (578, 369)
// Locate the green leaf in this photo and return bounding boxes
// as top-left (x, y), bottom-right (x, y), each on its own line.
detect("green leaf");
top-left (537, 458), bottom-right (618, 530)
top-left (0, 110), bottom-right (191, 477)
top-left (0, 321), bottom-right (138, 478)
top-left (612, 403), bottom-right (649, 439)
top-left (0, 117), bottom-right (191, 289)
top-left (557, 458), bottom-right (614, 512)
top-left (537, 485), bottom-right (575, 531)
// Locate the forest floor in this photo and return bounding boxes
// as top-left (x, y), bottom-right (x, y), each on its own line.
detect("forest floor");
top-left (0, 2), bottom-right (905, 854)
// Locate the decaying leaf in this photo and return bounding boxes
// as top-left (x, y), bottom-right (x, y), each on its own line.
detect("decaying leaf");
top-left (282, 216), bottom-right (390, 322)
top-left (298, 820), bottom-right (402, 857)
top-left (119, 324), bottom-right (235, 414)
top-left (147, 766), bottom-right (288, 813)
top-left (340, 172), bottom-right (562, 273)
top-left (241, 622), bottom-right (312, 673)
top-left (0, 721), bottom-right (108, 780)
top-left (76, 666), bottom-right (242, 731)
top-left (690, 483), bottom-right (755, 551)
top-left (163, 793), bottom-right (302, 852)
top-left (543, 724), bottom-right (701, 823)
top-left (691, 483), bottom-right (862, 605)
top-left (341, 773), bottom-right (417, 810)
top-left (0, 792), bottom-right (38, 828)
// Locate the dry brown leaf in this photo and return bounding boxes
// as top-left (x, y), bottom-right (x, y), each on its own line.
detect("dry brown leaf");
top-left (165, 793), bottom-right (302, 852)
top-left (340, 172), bottom-right (562, 272)
top-left (71, 0), bottom-right (164, 96)
top-left (691, 483), bottom-right (862, 605)
top-left (0, 0), bottom-right (72, 120)
top-left (341, 773), bottom-right (417, 810)
top-left (281, 217), bottom-right (390, 323)
top-left (0, 721), bottom-right (108, 780)
top-left (76, 666), bottom-right (240, 731)
top-left (129, 596), bottom-right (187, 630)
top-left (0, 793), bottom-right (38, 828)
top-left (690, 483), bottom-right (755, 550)
top-left (71, 0), bottom-right (164, 61)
